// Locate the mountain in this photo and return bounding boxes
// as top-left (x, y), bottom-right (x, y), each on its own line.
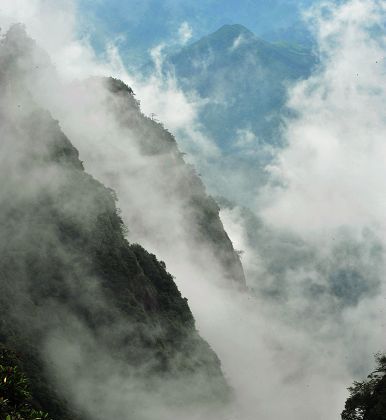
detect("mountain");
top-left (151, 24), bottom-right (317, 203)
top-left (166, 24), bottom-right (316, 151)
top-left (262, 20), bottom-right (315, 48)
top-left (3, 22), bottom-right (246, 287)
top-left (4, 23), bottom-right (246, 291)
top-left (95, 76), bottom-right (247, 289)
top-left (42, 74), bottom-right (247, 291)
top-left (78, 0), bottom-right (318, 67)
top-left (0, 25), bottom-right (232, 419)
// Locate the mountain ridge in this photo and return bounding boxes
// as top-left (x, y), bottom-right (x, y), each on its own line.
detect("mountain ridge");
top-left (0, 25), bottom-right (233, 420)
top-left (156, 23), bottom-right (317, 203)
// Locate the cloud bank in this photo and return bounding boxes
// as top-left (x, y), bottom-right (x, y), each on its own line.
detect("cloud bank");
top-left (220, 1), bottom-right (386, 417)
top-left (261, 0), bottom-right (386, 235)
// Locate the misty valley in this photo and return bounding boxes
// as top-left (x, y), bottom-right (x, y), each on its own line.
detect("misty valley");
top-left (1, 1), bottom-right (386, 420)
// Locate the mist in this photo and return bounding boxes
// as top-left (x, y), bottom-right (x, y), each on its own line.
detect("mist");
top-left (221, 0), bottom-right (386, 416)
top-left (1, 0), bottom-right (386, 419)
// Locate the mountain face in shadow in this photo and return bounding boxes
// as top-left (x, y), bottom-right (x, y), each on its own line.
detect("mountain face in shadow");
top-left (0, 25), bottom-right (232, 420)
top-left (147, 24), bottom-right (317, 204)
top-left (100, 76), bottom-right (246, 289)
top-left (167, 24), bottom-right (317, 152)
top-left (78, 0), bottom-right (318, 66)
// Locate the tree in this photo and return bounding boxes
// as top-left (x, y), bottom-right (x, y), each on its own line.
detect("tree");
top-left (342, 354), bottom-right (386, 420)
top-left (0, 347), bottom-right (50, 420)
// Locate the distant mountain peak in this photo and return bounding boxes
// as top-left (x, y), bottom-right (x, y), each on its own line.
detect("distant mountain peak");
top-left (209, 23), bottom-right (256, 44)
top-left (184, 23), bottom-right (258, 54)
top-left (216, 24), bottom-right (255, 37)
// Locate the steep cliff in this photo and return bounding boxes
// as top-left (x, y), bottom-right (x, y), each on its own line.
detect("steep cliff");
top-left (0, 25), bottom-right (229, 420)
top-left (1, 24), bottom-right (246, 290)
top-left (103, 76), bottom-right (246, 287)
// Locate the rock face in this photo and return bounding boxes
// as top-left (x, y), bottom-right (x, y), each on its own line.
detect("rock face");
top-left (0, 25), bottom-right (230, 420)
top-left (102, 76), bottom-right (246, 288)
top-left (3, 23), bottom-right (246, 291)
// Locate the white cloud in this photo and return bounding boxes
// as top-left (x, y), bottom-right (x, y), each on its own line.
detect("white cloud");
top-left (260, 0), bottom-right (386, 237)
top-left (219, 1), bottom-right (386, 418)
top-left (178, 21), bottom-right (193, 44)
top-left (230, 34), bottom-right (246, 51)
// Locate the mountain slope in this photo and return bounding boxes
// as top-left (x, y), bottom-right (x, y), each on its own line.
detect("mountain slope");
top-left (0, 25), bottom-right (230, 420)
top-left (6, 21), bottom-right (246, 290)
top-left (148, 24), bottom-right (317, 204)
top-left (167, 24), bottom-right (316, 151)
top-left (78, 0), bottom-right (318, 67)
top-left (101, 76), bottom-right (247, 287)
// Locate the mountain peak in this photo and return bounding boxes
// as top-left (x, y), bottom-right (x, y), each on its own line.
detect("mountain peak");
top-left (185, 23), bottom-right (257, 53)
top-left (211, 23), bottom-right (256, 43)
top-left (216, 24), bottom-right (254, 36)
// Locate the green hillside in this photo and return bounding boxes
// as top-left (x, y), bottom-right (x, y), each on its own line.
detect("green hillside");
top-left (0, 25), bottom-right (230, 420)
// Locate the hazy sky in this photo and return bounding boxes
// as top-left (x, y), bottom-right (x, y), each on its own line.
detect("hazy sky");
top-left (76, 0), bottom-right (319, 63)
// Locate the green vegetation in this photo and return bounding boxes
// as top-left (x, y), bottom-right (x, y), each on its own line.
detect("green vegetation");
top-left (0, 24), bottom-right (232, 420)
top-left (0, 347), bottom-right (50, 420)
top-left (103, 76), bottom-right (246, 287)
top-left (0, 111), bottom-right (229, 417)
top-left (342, 355), bottom-right (386, 420)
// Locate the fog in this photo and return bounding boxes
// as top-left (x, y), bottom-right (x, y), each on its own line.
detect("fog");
top-left (1, 0), bottom-right (386, 419)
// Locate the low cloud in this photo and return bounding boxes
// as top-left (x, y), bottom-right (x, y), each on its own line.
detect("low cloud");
top-left (178, 21), bottom-right (193, 44)
top-left (261, 0), bottom-right (386, 235)
top-left (219, 1), bottom-right (386, 417)
top-left (230, 34), bottom-right (246, 51)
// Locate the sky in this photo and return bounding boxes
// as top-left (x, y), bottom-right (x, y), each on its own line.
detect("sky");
top-left (76, 0), bottom-right (319, 65)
